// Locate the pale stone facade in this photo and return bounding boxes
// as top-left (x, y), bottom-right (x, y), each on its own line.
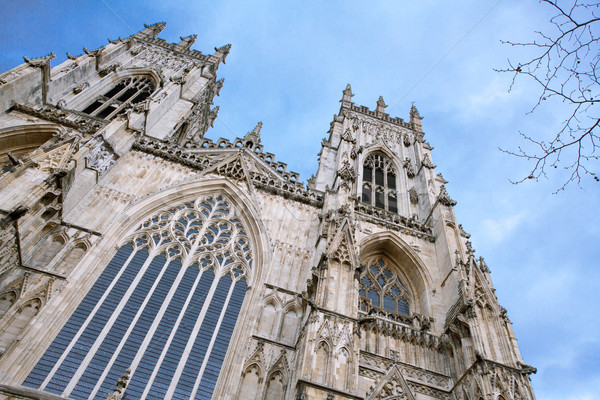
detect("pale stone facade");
top-left (0, 23), bottom-right (536, 400)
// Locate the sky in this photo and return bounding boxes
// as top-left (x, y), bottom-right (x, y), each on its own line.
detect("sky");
top-left (1, 1), bottom-right (599, 398)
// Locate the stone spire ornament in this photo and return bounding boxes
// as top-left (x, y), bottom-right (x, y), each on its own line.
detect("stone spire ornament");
top-left (410, 102), bottom-right (423, 131)
top-left (177, 34), bottom-right (198, 51)
top-left (341, 84), bottom-right (354, 104)
top-left (375, 96), bottom-right (387, 115)
top-left (243, 122), bottom-right (263, 149)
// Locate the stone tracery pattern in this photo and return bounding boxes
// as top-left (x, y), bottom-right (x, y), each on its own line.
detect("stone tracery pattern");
top-left (359, 259), bottom-right (410, 319)
top-left (127, 194), bottom-right (253, 281)
top-left (23, 194), bottom-right (252, 399)
top-left (362, 152), bottom-right (398, 213)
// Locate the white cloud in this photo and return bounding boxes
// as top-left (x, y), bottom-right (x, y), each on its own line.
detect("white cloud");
top-left (480, 212), bottom-right (525, 243)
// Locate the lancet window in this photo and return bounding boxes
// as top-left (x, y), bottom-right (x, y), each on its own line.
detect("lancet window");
top-left (361, 152), bottom-right (398, 213)
top-left (24, 194), bottom-right (252, 400)
top-left (82, 76), bottom-right (155, 120)
top-left (359, 258), bottom-right (410, 322)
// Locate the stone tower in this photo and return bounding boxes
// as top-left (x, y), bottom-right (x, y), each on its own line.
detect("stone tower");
top-left (0, 24), bottom-right (536, 400)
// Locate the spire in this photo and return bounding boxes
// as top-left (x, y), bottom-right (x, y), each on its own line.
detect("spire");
top-left (375, 96), bottom-right (387, 114)
top-left (177, 34), bottom-right (197, 51)
top-left (136, 22), bottom-right (166, 39)
top-left (341, 84), bottom-right (354, 104)
top-left (214, 44), bottom-right (232, 64)
top-left (410, 102), bottom-right (423, 131)
top-left (243, 122), bottom-right (262, 149)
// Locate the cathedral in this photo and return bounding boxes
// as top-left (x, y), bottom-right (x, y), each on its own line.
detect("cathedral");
top-left (0, 23), bottom-right (536, 400)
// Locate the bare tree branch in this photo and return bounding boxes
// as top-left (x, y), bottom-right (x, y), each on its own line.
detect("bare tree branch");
top-left (497, 0), bottom-right (600, 191)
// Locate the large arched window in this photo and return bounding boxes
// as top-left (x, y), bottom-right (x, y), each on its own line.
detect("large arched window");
top-left (0, 125), bottom-right (59, 170)
top-left (359, 258), bottom-right (410, 321)
top-left (82, 76), bottom-right (155, 120)
top-left (23, 194), bottom-right (252, 400)
top-left (361, 152), bottom-right (398, 213)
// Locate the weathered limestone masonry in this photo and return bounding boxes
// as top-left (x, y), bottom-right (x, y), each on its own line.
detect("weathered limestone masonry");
top-left (0, 23), bottom-right (536, 400)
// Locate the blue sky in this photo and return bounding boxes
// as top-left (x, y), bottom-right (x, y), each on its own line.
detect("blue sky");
top-left (2, 1), bottom-right (599, 398)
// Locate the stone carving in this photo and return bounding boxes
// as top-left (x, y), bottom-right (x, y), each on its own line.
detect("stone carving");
top-left (403, 133), bottom-right (411, 147)
top-left (106, 369), bottom-right (130, 400)
top-left (12, 103), bottom-right (107, 134)
top-left (337, 159), bottom-right (356, 191)
top-left (0, 223), bottom-right (19, 277)
top-left (403, 158), bottom-right (415, 178)
top-left (409, 187), bottom-right (418, 204)
top-left (86, 142), bottom-right (117, 177)
top-left (341, 128), bottom-right (356, 143)
top-left (23, 53), bottom-right (55, 68)
top-left (438, 184), bottom-right (457, 207)
top-left (98, 64), bottom-right (119, 77)
top-left (354, 203), bottom-right (434, 241)
top-left (421, 153), bottom-right (435, 169)
top-left (242, 122), bottom-right (262, 149)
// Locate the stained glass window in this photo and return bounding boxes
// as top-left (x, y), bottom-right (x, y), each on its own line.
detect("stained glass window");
top-left (24, 195), bottom-right (252, 400)
top-left (358, 258), bottom-right (410, 320)
top-left (361, 153), bottom-right (398, 212)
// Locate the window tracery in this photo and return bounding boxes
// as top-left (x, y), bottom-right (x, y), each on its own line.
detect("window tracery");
top-left (24, 194), bottom-right (252, 400)
top-left (82, 76), bottom-right (155, 120)
top-left (361, 152), bottom-right (398, 213)
top-left (359, 258), bottom-right (410, 322)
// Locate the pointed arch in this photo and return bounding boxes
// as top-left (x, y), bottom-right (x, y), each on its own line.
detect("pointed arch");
top-left (0, 291), bottom-right (17, 320)
top-left (0, 297), bottom-right (42, 356)
top-left (0, 124), bottom-right (64, 167)
top-left (360, 149), bottom-right (400, 213)
top-left (279, 300), bottom-right (302, 344)
top-left (67, 68), bottom-right (162, 114)
top-left (21, 177), bottom-right (270, 400)
top-left (263, 370), bottom-right (286, 400)
top-left (314, 340), bottom-right (331, 385)
top-left (238, 362), bottom-right (262, 400)
top-left (360, 232), bottom-right (433, 318)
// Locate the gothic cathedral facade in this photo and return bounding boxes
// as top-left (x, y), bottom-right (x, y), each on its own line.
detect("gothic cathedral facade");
top-left (0, 24), bottom-right (536, 400)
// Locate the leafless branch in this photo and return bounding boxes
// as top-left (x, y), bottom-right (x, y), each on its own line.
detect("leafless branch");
top-left (498, 0), bottom-right (600, 191)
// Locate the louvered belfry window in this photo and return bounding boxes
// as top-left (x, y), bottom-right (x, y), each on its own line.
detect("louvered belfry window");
top-left (23, 195), bottom-right (252, 400)
top-left (359, 259), bottom-right (410, 320)
top-left (361, 152), bottom-right (398, 213)
top-left (82, 76), bottom-right (155, 120)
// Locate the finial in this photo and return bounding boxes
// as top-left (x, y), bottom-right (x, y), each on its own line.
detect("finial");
top-left (341, 84), bottom-right (354, 103)
top-left (142, 22), bottom-right (167, 38)
top-left (243, 122), bottom-right (262, 149)
top-left (177, 34), bottom-right (197, 50)
top-left (375, 96), bottom-right (387, 114)
top-left (410, 102), bottom-right (423, 130)
top-left (214, 44), bottom-right (232, 63)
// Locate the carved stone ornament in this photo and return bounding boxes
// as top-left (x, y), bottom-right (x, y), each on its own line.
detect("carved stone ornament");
top-left (421, 153), bottom-right (435, 169)
top-left (341, 128), bottom-right (356, 143)
top-left (73, 82), bottom-right (90, 94)
top-left (438, 184), bottom-right (457, 206)
top-left (106, 368), bottom-right (130, 400)
top-left (403, 158), bottom-right (415, 178)
top-left (337, 159), bottom-right (356, 190)
top-left (243, 122), bottom-right (262, 148)
top-left (98, 63), bottom-right (119, 77)
top-left (86, 142), bottom-right (117, 177)
top-left (23, 53), bottom-right (55, 68)
top-left (403, 133), bottom-right (411, 147)
top-left (409, 187), bottom-right (418, 204)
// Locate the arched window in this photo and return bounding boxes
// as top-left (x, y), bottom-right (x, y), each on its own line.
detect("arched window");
top-left (82, 76), bottom-right (155, 120)
top-left (0, 125), bottom-right (59, 170)
top-left (23, 194), bottom-right (252, 400)
top-left (359, 258), bottom-right (410, 321)
top-left (361, 152), bottom-right (398, 213)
